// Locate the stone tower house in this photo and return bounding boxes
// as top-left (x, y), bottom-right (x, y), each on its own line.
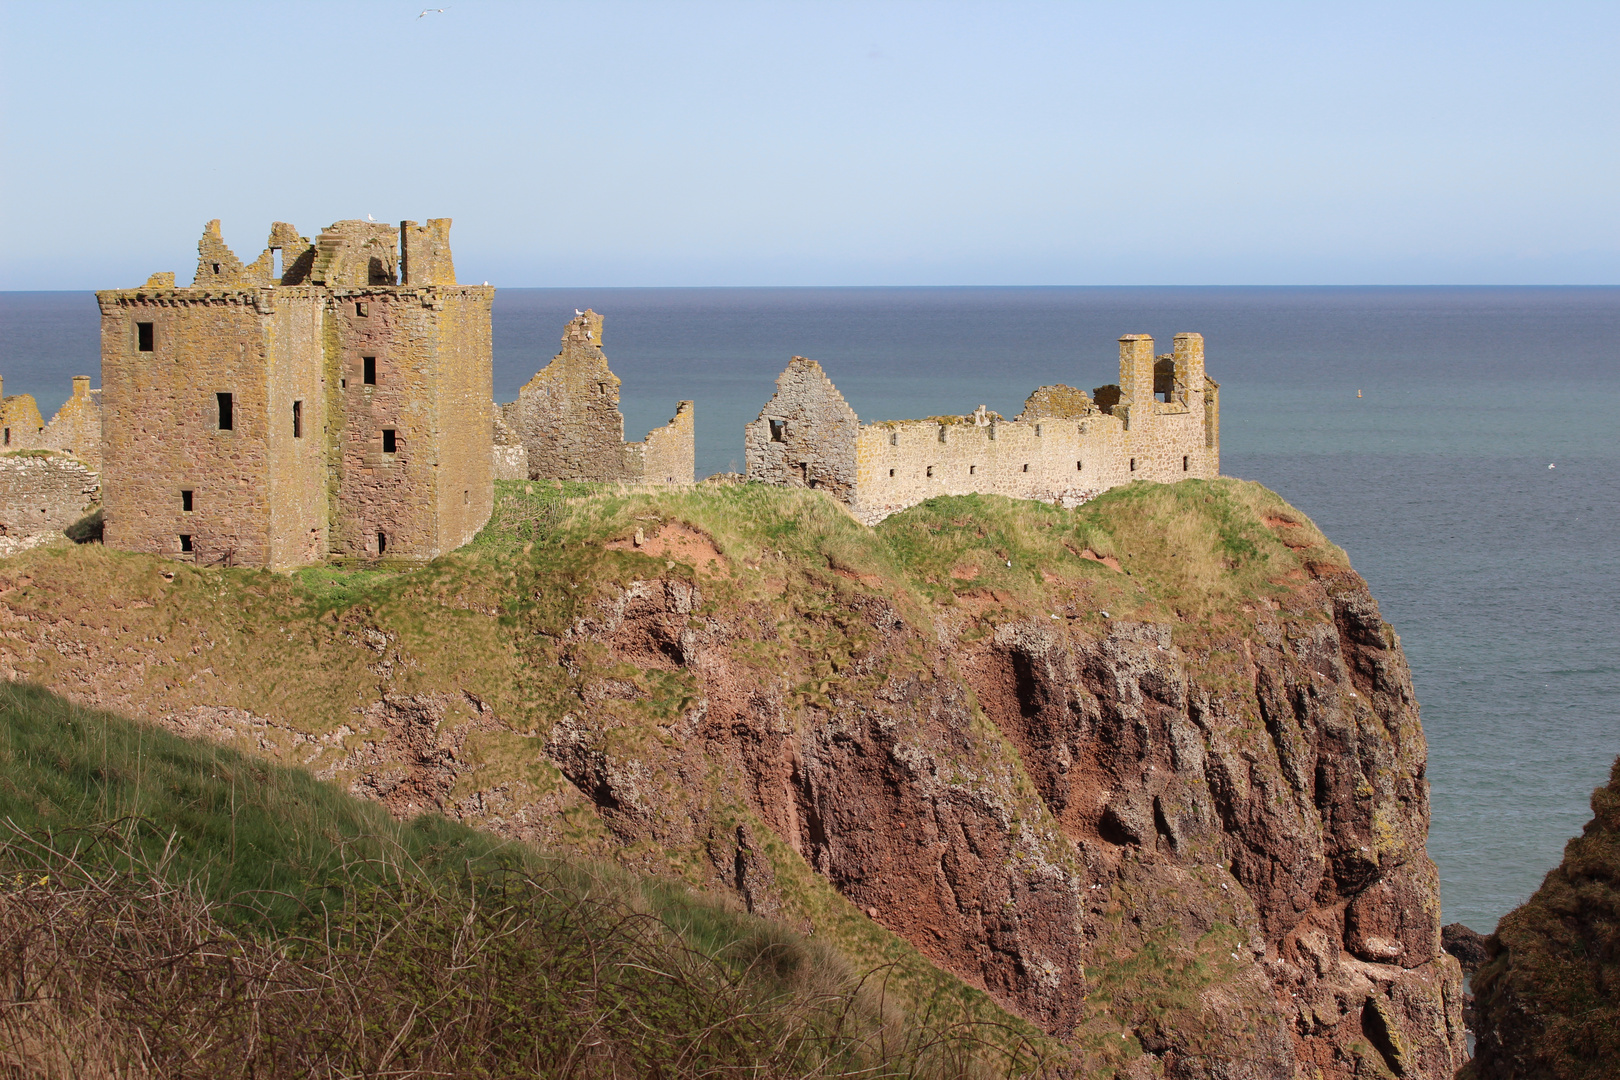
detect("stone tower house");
top-left (96, 218), bottom-right (493, 569)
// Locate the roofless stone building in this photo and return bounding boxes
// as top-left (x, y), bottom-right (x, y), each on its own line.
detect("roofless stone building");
top-left (746, 332), bottom-right (1219, 524)
top-left (96, 218), bottom-right (493, 569)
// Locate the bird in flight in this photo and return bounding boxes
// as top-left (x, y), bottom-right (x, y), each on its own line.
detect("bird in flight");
top-left (419, 7), bottom-right (446, 16)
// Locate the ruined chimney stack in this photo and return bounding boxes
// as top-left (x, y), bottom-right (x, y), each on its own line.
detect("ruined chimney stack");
top-left (1118, 334), bottom-right (1156, 404)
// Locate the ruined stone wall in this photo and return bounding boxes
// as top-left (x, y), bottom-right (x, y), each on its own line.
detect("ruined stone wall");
top-left (0, 383), bottom-right (44, 451)
top-left (491, 412), bottom-right (529, 481)
top-left (850, 409), bottom-right (1123, 524)
top-left (0, 453), bottom-right (97, 538)
top-left (750, 335), bottom-right (1220, 524)
top-left (504, 311), bottom-right (691, 486)
top-left (743, 358), bottom-right (859, 499)
top-left (38, 377), bottom-right (103, 470)
top-left (507, 311), bottom-right (627, 482)
top-left (627, 400), bottom-right (694, 485)
top-left (97, 286), bottom-right (327, 568)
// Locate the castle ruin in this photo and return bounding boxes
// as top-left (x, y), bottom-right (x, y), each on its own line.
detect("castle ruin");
top-left (500, 310), bottom-right (693, 485)
top-left (95, 218), bottom-right (493, 569)
top-left (746, 332), bottom-right (1219, 523)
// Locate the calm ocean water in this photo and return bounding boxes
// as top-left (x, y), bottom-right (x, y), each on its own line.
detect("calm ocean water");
top-left (2, 285), bottom-right (1616, 933)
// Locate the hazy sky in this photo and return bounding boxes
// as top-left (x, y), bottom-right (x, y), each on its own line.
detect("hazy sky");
top-left (2, 1), bottom-right (1615, 287)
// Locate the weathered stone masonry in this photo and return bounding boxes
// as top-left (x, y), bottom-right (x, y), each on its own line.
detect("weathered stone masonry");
top-left (500, 310), bottom-right (694, 485)
top-left (96, 218), bottom-right (493, 569)
top-left (747, 332), bottom-right (1219, 523)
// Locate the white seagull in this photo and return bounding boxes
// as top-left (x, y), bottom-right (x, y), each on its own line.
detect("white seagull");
top-left (418, 8), bottom-right (446, 17)
top-left (366, 214), bottom-right (375, 221)
top-left (575, 308), bottom-right (584, 316)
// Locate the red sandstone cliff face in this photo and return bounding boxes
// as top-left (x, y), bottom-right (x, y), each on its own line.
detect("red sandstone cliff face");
top-left (0, 482), bottom-right (1464, 1076)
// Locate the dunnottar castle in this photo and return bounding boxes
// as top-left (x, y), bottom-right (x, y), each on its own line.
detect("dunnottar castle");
top-left (0, 219), bottom-right (1219, 565)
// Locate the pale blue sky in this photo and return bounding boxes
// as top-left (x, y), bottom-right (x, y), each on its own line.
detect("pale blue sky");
top-left (2, 0), bottom-right (1615, 287)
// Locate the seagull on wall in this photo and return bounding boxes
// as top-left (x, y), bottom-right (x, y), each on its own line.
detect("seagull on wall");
top-left (575, 309), bottom-right (584, 316)
top-left (366, 214), bottom-right (376, 221)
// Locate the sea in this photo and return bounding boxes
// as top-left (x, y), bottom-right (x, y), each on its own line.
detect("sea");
top-left (2, 285), bottom-right (1616, 935)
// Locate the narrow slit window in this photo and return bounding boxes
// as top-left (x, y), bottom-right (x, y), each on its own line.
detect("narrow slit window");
top-left (211, 262), bottom-right (221, 275)
top-left (137, 322), bottom-right (154, 352)
top-left (1035, 424), bottom-right (1043, 437)
top-left (1130, 458), bottom-right (1137, 472)
top-left (1022, 463), bottom-right (1029, 473)
top-left (889, 431), bottom-right (898, 446)
top-left (181, 490), bottom-right (193, 512)
top-left (1182, 455), bottom-right (1189, 471)
top-left (937, 426), bottom-right (947, 443)
top-left (769, 419), bottom-right (786, 443)
top-left (382, 428), bottom-right (397, 453)
top-left (377, 532), bottom-right (387, 555)
top-left (217, 392), bottom-right (233, 431)
top-left (464, 489), bottom-right (469, 504)
top-left (1076, 460), bottom-right (1083, 471)
top-left (363, 357), bottom-right (377, 385)
top-left (271, 248), bottom-right (282, 279)
top-left (3, 429), bottom-right (9, 446)
top-left (888, 468), bottom-right (895, 477)
top-left (293, 400), bottom-right (303, 438)
top-left (969, 464), bottom-right (977, 475)
top-left (926, 465), bottom-right (934, 478)
top-left (179, 534), bottom-right (192, 553)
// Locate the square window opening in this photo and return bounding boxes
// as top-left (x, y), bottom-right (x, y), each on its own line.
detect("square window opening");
top-left (292, 400), bottom-right (303, 438)
top-left (382, 428), bottom-right (397, 453)
top-left (137, 322), bottom-right (154, 352)
top-left (181, 489), bottom-right (193, 512)
top-left (769, 419), bottom-right (786, 443)
top-left (356, 302), bottom-right (368, 317)
top-left (969, 464), bottom-right (977, 475)
top-left (363, 356), bottom-right (377, 385)
top-left (211, 262), bottom-right (221, 275)
top-left (179, 534), bottom-right (192, 553)
top-left (216, 392), bottom-right (233, 431)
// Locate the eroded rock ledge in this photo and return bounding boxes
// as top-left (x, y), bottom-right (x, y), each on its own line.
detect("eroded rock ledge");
top-left (0, 479), bottom-right (1465, 1077)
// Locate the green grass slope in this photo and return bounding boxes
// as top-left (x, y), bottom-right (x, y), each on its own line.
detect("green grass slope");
top-left (0, 682), bottom-right (1048, 1078)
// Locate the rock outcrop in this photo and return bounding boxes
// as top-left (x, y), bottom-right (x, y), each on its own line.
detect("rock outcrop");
top-left (0, 479), bottom-right (1465, 1076)
top-left (1468, 756), bottom-right (1620, 1078)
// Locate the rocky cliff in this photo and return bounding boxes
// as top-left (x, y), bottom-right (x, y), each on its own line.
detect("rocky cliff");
top-left (1468, 756), bottom-right (1620, 1078)
top-left (0, 478), bottom-right (1465, 1077)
